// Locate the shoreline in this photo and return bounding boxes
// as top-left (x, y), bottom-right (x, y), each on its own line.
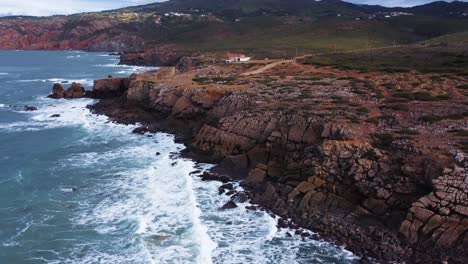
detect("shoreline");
top-left (89, 96), bottom-right (359, 259)
top-left (50, 58), bottom-right (468, 263)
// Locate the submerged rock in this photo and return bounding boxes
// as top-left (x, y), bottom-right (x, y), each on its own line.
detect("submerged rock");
top-left (49, 82), bottom-right (85, 99)
top-left (50, 83), bottom-right (65, 98)
top-left (221, 200), bottom-right (238, 210)
top-left (24, 106), bottom-right (38, 111)
top-left (132, 126), bottom-right (149, 134)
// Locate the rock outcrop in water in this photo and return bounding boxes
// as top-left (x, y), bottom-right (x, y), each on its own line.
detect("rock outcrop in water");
top-left (49, 82), bottom-right (85, 99)
top-left (58, 61), bottom-right (468, 263)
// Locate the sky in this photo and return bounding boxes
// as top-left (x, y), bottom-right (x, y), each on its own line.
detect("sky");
top-left (0, 0), bottom-right (466, 17)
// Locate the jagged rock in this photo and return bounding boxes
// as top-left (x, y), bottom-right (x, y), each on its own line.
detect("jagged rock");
top-left (132, 126), bottom-right (149, 134)
top-left (221, 200), bottom-right (238, 210)
top-left (93, 77), bottom-right (130, 99)
top-left (50, 83), bottom-right (65, 98)
top-left (24, 106), bottom-right (38, 111)
top-left (245, 166), bottom-right (267, 186)
top-left (233, 192), bottom-right (249, 203)
top-left (87, 64), bottom-right (468, 263)
top-left (65, 82), bottom-right (85, 98)
top-left (219, 183), bottom-right (234, 194)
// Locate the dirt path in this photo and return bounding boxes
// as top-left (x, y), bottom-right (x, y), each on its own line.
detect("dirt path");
top-left (241, 59), bottom-right (293, 76)
top-left (295, 44), bottom-right (419, 60)
top-left (240, 44), bottom-right (421, 76)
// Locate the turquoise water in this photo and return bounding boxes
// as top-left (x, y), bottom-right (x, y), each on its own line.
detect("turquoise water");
top-left (0, 51), bottom-right (357, 264)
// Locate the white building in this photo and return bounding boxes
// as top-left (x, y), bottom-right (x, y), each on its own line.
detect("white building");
top-left (226, 53), bottom-right (251, 63)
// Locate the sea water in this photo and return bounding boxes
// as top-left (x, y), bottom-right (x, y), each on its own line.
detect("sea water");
top-left (0, 51), bottom-right (357, 264)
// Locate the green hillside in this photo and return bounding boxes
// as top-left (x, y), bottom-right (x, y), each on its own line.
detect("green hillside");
top-left (422, 31), bottom-right (468, 45)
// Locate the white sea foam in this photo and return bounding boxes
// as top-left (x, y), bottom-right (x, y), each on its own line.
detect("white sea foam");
top-left (7, 79), bottom-right (46, 83)
top-left (47, 78), bottom-right (94, 87)
top-left (3, 77), bottom-right (357, 263)
top-left (66, 55), bottom-right (81, 59)
top-left (22, 98), bottom-right (216, 263)
top-left (6, 78), bottom-right (93, 86)
top-left (191, 168), bottom-right (357, 264)
top-left (0, 72), bottom-right (8, 75)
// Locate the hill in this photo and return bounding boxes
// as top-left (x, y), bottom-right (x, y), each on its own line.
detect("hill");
top-left (0, 0), bottom-right (467, 62)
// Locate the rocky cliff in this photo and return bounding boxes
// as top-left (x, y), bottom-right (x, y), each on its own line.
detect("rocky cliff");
top-left (77, 60), bottom-right (468, 262)
top-left (0, 15), bottom-right (144, 52)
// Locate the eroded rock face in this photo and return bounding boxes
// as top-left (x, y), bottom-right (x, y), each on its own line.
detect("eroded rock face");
top-left (87, 68), bottom-right (468, 262)
top-left (119, 46), bottom-right (188, 66)
top-left (65, 83), bottom-right (85, 98)
top-left (400, 164), bottom-right (468, 255)
top-left (51, 83), bottom-right (65, 98)
top-left (49, 82), bottom-right (85, 99)
top-left (0, 17), bottom-right (144, 52)
top-left (93, 77), bottom-right (131, 99)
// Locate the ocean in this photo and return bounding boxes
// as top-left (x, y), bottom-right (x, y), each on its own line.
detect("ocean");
top-left (0, 50), bottom-right (357, 264)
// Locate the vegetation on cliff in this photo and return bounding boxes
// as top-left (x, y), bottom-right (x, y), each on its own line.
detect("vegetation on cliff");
top-left (1, 0), bottom-right (468, 59)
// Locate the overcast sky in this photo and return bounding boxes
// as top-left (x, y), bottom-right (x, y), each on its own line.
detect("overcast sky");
top-left (0, 0), bottom-right (466, 17)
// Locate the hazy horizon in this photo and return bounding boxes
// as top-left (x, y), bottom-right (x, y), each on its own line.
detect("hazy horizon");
top-left (0, 0), bottom-right (466, 17)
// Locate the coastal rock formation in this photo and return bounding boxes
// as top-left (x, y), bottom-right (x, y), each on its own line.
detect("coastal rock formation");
top-left (400, 164), bottom-right (468, 260)
top-left (50, 83), bottom-right (65, 99)
top-left (83, 62), bottom-right (468, 262)
top-left (93, 77), bottom-right (131, 99)
top-left (65, 83), bottom-right (85, 98)
top-left (0, 16), bottom-right (144, 52)
top-left (49, 82), bottom-right (85, 99)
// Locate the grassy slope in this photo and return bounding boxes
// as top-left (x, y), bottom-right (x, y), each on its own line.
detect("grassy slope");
top-left (138, 14), bottom-right (468, 59)
top-left (422, 31), bottom-right (468, 45)
top-left (299, 45), bottom-right (468, 74)
top-left (3, 0), bottom-right (468, 60)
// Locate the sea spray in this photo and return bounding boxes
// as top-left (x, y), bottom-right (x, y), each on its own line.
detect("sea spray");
top-left (0, 50), bottom-right (357, 264)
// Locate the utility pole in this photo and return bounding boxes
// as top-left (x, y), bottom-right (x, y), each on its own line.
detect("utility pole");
top-left (294, 47), bottom-right (298, 63)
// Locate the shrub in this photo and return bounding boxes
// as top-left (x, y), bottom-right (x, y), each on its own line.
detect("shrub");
top-left (413, 91), bottom-right (435, 101)
top-left (352, 89), bottom-right (366, 95)
top-left (457, 84), bottom-right (468, 90)
top-left (448, 129), bottom-right (468, 137)
top-left (397, 128), bottom-right (420, 135)
top-left (372, 133), bottom-right (395, 150)
top-left (295, 77), bottom-right (322, 81)
top-left (380, 104), bottom-right (410, 112)
top-left (420, 115), bottom-right (444, 123)
top-left (356, 107), bottom-right (370, 114)
top-left (366, 118), bottom-right (380, 124)
top-left (393, 92), bottom-right (414, 100)
top-left (312, 81), bottom-right (332, 86)
top-left (435, 94), bottom-right (451, 100)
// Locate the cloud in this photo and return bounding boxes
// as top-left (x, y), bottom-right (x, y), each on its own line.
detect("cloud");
top-left (346, 0), bottom-right (467, 7)
top-left (0, 0), bottom-right (162, 16)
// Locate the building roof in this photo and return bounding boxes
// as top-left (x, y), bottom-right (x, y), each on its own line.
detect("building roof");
top-left (227, 52), bottom-right (246, 59)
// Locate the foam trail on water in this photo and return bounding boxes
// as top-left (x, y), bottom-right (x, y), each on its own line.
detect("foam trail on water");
top-left (47, 78), bottom-right (94, 86)
top-left (20, 98), bottom-right (216, 263)
top-left (6, 81), bottom-right (357, 263)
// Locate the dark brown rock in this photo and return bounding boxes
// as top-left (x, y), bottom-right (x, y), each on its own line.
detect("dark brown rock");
top-left (93, 77), bottom-right (130, 99)
top-left (65, 83), bottom-right (85, 98)
top-left (221, 200), bottom-right (238, 210)
top-left (24, 106), bottom-right (38, 111)
top-left (50, 83), bottom-right (65, 98)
